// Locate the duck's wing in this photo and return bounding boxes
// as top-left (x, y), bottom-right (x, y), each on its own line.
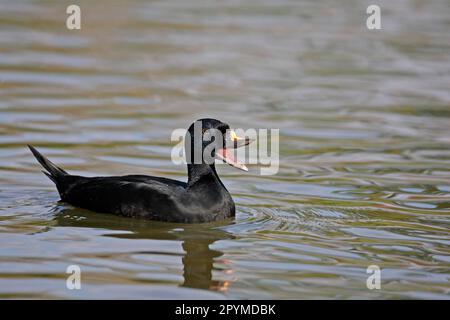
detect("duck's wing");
top-left (61, 175), bottom-right (187, 220)
top-left (118, 175), bottom-right (187, 188)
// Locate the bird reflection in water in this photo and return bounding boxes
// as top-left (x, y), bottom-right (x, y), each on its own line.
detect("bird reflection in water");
top-left (50, 205), bottom-right (235, 292)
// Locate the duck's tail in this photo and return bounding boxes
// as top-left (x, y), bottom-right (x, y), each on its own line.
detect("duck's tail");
top-left (28, 145), bottom-right (68, 184)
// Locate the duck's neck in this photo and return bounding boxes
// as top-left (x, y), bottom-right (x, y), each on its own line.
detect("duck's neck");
top-left (187, 164), bottom-right (226, 191)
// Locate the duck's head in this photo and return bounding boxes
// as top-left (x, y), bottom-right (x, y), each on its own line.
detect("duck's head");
top-left (185, 118), bottom-right (250, 171)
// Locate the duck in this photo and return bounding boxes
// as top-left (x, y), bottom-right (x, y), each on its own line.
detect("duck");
top-left (28, 118), bottom-right (251, 223)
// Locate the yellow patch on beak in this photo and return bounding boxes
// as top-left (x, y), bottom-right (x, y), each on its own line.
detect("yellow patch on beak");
top-left (230, 130), bottom-right (243, 142)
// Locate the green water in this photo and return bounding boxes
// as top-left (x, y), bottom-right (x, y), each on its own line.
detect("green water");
top-left (0, 0), bottom-right (449, 299)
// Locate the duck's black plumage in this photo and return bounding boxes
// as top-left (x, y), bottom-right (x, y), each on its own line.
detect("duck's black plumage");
top-left (28, 118), bottom-right (247, 223)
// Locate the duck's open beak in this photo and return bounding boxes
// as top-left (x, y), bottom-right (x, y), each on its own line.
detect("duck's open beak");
top-left (216, 148), bottom-right (248, 171)
top-left (216, 130), bottom-right (252, 171)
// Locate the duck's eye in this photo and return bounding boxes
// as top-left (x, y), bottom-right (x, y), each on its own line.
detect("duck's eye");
top-left (203, 128), bottom-right (223, 143)
top-left (203, 128), bottom-right (216, 140)
top-left (203, 129), bottom-right (211, 139)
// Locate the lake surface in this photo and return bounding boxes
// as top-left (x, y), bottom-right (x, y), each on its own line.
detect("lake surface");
top-left (0, 0), bottom-right (449, 299)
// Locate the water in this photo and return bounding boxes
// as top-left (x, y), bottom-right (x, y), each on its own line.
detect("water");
top-left (1, 0), bottom-right (449, 299)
